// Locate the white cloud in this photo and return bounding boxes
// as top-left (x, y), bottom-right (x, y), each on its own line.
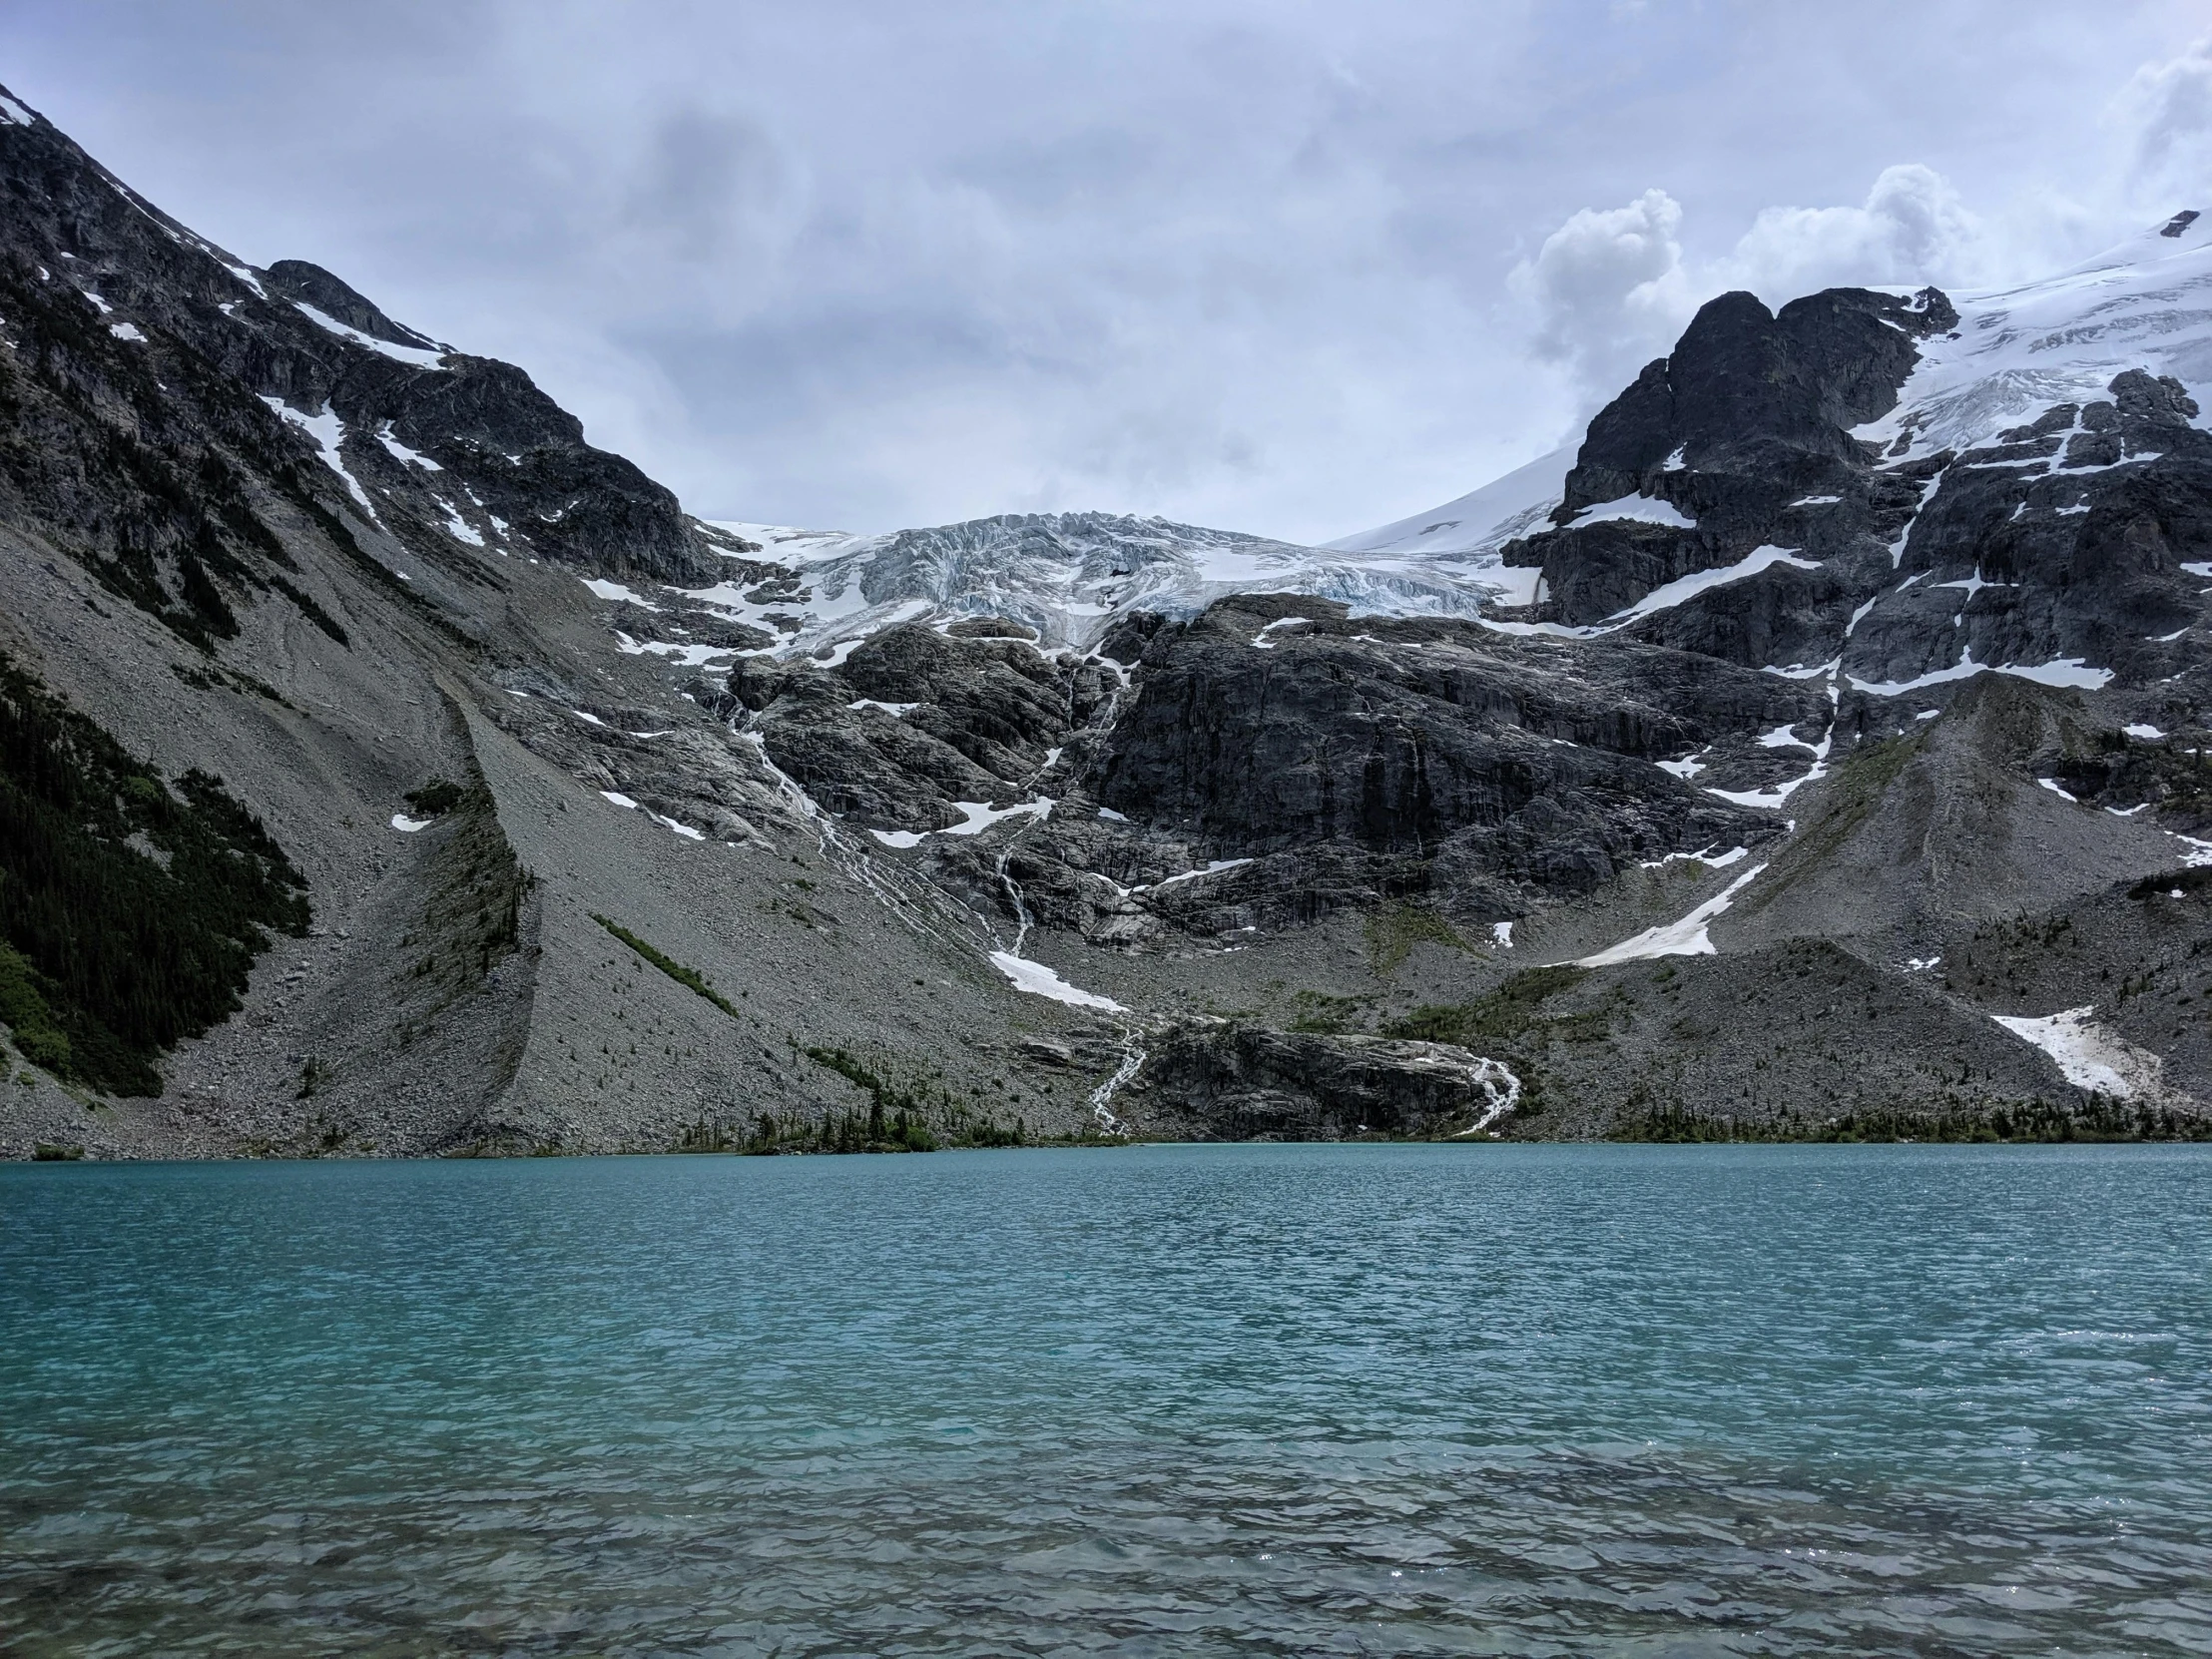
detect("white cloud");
top-left (1518, 164), bottom-right (2002, 407)
top-left (1716, 164), bottom-right (1989, 299)
top-left (2115, 35), bottom-right (2212, 208)
top-left (1510, 188), bottom-right (1693, 399)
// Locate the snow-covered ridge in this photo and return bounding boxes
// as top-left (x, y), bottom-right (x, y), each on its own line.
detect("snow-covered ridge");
top-left (1325, 446), bottom-right (1572, 560)
top-left (1857, 212), bottom-right (2212, 460)
top-left (649, 219), bottom-right (2212, 672)
top-left (684, 510), bottom-right (1517, 657)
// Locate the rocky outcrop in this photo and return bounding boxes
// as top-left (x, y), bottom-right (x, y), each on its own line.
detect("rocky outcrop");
top-left (731, 623), bottom-right (1095, 830)
top-left (1126, 1024), bottom-right (1518, 1139)
top-left (1563, 286), bottom-right (1956, 510)
top-left (0, 88), bottom-right (714, 600)
top-left (1495, 287), bottom-right (1956, 637)
top-left (1091, 596), bottom-right (1794, 888)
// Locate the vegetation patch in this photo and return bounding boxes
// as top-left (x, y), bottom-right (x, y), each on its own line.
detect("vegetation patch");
top-left (402, 782), bottom-right (531, 1005)
top-left (793, 1045), bottom-right (1028, 1152)
top-left (0, 652), bottom-right (308, 1095)
top-left (591, 914), bottom-right (738, 1017)
top-left (2128, 867), bottom-right (2212, 901)
top-left (1614, 1096), bottom-right (2212, 1143)
top-left (403, 779), bottom-right (469, 818)
top-left (1288, 989), bottom-right (1373, 1034)
top-left (1382, 964), bottom-right (1595, 1119)
top-left (1387, 964), bottom-right (1589, 1052)
top-left (1365, 902), bottom-right (1468, 975)
top-left (1756, 731), bottom-right (1926, 896)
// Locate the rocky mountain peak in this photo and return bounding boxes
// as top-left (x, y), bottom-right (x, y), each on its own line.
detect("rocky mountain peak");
top-left (262, 259), bottom-right (445, 351)
top-left (1563, 283), bottom-right (1958, 518)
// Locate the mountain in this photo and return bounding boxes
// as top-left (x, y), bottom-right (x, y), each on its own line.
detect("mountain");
top-left (2, 81), bottom-right (2209, 1158)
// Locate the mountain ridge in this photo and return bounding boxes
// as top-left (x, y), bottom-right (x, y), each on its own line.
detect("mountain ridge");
top-left (4, 78), bottom-right (2211, 1157)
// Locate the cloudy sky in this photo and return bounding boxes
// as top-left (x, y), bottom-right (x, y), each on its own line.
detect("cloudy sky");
top-left (6, 3), bottom-right (2211, 542)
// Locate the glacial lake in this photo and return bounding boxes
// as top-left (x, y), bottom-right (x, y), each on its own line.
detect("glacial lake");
top-left (2, 1144), bottom-right (2208, 1656)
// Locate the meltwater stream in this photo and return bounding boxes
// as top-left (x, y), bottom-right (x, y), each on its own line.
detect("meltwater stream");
top-left (3, 1145), bottom-right (2210, 1656)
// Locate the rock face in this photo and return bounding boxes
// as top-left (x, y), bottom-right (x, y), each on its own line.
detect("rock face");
top-left (4, 77), bottom-right (2212, 1156)
top-left (1094, 597), bottom-right (1791, 884)
top-left (1127, 1025), bottom-right (1518, 1140)
top-left (0, 96), bottom-right (713, 596)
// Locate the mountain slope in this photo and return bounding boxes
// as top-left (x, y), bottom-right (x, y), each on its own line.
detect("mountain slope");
top-left (3, 78), bottom-right (2211, 1155)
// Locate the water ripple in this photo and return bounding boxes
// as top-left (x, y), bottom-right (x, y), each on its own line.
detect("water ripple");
top-left (3, 1143), bottom-right (2209, 1655)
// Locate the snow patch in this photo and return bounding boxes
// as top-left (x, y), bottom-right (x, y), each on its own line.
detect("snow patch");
top-left (2167, 832), bottom-right (2212, 867)
top-left (1569, 493), bottom-right (1697, 529)
top-left (1640, 844), bottom-right (1750, 869)
top-left (1612, 546), bottom-right (1818, 625)
top-left (989, 950), bottom-right (1125, 1011)
top-left (614, 633), bottom-right (743, 668)
top-left (1327, 445), bottom-right (1572, 559)
top-left (376, 423), bottom-right (442, 471)
top-left (1140, 858), bottom-right (1255, 892)
top-left (107, 320), bottom-right (145, 342)
top-left (437, 500), bottom-right (484, 547)
top-left (260, 396), bottom-right (378, 521)
top-left (870, 797), bottom-right (1053, 847)
top-left (581, 577), bottom-right (660, 611)
top-left (389, 814), bottom-right (431, 832)
top-left (1849, 649), bottom-right (2113, 697)
top-left (290, 300), bottom-right (447, 368)
top-left (1578, 863), bottom-right (1767, 965)
top-left (1990, 1007), bottom-right (2151, 1098)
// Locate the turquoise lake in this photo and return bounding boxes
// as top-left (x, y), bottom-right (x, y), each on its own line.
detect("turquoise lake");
top-left (2, 1144), bottom-right (2208, 1655)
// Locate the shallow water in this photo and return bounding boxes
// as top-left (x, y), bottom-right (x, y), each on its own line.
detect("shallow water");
top-left (2, 1144), bottom-right (2209, 1656)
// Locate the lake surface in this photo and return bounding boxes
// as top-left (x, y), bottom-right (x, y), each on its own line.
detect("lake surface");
top-left (2, 1144), bottom-right (2209, 1656)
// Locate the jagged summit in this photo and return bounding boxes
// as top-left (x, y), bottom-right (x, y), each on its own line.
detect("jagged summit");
top-left (1334, 216), bottom-right (2212, 614)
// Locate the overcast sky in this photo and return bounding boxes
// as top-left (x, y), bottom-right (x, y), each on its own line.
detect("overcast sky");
top-left (6, 3), bottom-right (2211, 542)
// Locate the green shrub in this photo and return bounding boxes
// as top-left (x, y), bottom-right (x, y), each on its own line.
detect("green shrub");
top-left (591, 915), bottom-right (738, 1016)
top-left (403, 779), bottom-right (468, 817)
top-left (0, 653), bottom-right (309, 1095)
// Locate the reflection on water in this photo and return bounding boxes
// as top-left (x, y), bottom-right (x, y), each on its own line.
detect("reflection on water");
top-left (3, 1144), bottom-right (2208, 1655)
